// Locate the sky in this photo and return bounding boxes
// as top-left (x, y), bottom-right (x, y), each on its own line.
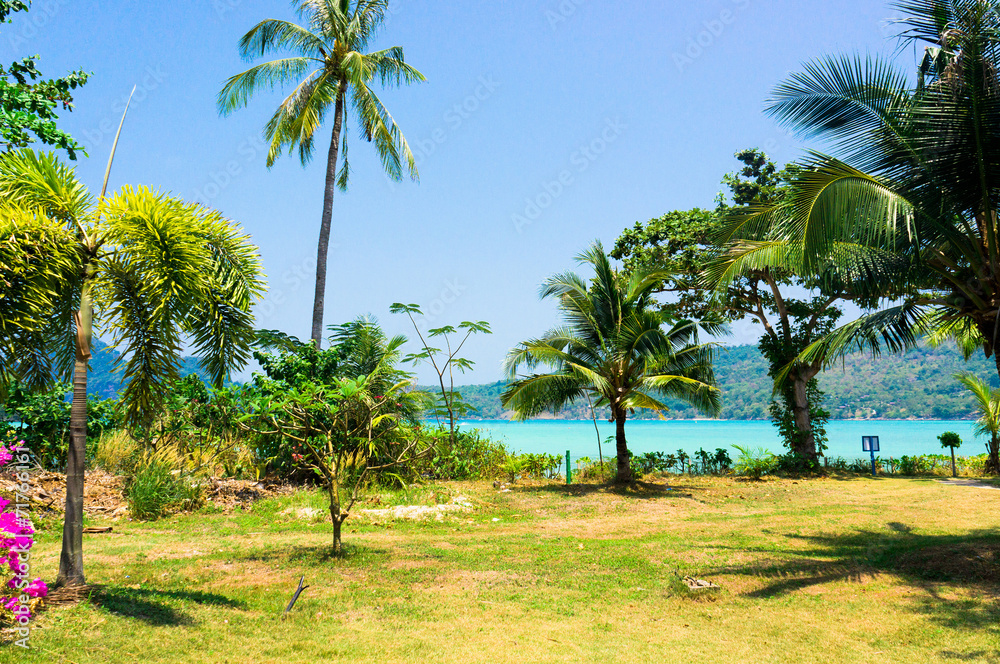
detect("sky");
top-left (4, 0), bottom-right (914, 384)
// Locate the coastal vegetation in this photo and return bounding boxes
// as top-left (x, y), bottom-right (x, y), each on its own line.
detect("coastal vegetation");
top-left (3, 0), bottom-right (1000, 660)
top-left (501, 242), bottom-right (721, 483)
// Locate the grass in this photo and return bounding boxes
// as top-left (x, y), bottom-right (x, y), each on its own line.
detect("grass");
top-left (8, 474), bottom-right (1000, 663)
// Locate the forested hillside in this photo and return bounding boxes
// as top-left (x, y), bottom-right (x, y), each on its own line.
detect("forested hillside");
top-left (85, 338), bottom-right (213, 399)
top-left (446, 344), bottom-right (999, 421)
top-left (83, 338), bottom-right (996, 420)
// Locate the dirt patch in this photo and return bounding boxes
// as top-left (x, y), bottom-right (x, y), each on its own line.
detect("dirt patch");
top-left (205, 478), bottom-right (296, 512)
top-left (0, 470), bottom-right (295, 519)
top-left (0, 467), bottom-right (126, 517)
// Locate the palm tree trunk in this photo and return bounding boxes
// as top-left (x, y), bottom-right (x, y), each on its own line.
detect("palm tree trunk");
top-left (57, 277), bottom-right (93, 587)
top-left (310, 84), bottom-right (347, 348)
top-left (614, 409), bottom-right (631, 484)
top-left (989, 434), bottom-right (1000, 475)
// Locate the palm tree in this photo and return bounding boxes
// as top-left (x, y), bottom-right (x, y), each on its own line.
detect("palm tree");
top-left (718, 1), bottom-right (1000, 411)
top-left (955, 373), bottom-right (1000, 474)
top-left (0, 149), bottom-right (265, 586)
top-left (218, 0), bottom-right (424, 347)
top-left (501, 242), bottom-right (722, 483)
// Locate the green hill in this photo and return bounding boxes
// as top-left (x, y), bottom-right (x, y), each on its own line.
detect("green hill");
top-left (85, 337), bottom-right (213, 399)
top-left (442, 343), bottom-right (998, 421)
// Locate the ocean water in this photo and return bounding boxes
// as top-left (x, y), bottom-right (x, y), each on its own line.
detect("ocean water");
top-left (459, 419), bottom-right (984, 462)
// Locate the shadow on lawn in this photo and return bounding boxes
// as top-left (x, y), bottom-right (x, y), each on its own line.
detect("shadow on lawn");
top-left (88, 585), bottom-right (245, 626)
top-left (513, 479), bottom-right (695, 500)
top-left (241, 542), bottom-right (391, 567)
top-left (704, 525), bottom-right (1000, 637)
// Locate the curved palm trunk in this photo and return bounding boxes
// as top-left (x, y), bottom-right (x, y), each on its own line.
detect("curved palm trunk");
top-left (614, 408), bottom-right (632, 484)
top-left (310, 84), bottom-right (347, 348)
top-left (57, 274), bottom-right (93, 587)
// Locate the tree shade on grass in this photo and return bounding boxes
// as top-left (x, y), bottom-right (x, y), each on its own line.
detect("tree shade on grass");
top-left (501, 241), bottom-right (722, 483)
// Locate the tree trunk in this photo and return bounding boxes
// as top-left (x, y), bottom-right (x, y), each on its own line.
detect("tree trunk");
top-left (57, 282), bottom-right (93, 587)
top-left (789, 374), bottom-right (819, 467)
top-left (988, 435), bottom-right (1000, 475)
top-left (328, 483), bottom-right (344, 555)
top-left (951, 447), bottom-right (957, 478)
top-left (310, 84), bottom-right (347, 348)
top-left (333, 517), bottom-right (343, 555)
top-left (614, 409), bottom-right (632, 484)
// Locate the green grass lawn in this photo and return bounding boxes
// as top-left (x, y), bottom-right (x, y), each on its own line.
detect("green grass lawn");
top-left (6, 475), bottom-right (1000, 663)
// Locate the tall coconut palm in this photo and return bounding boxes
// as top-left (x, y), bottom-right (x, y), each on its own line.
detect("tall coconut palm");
top-left (501, 242), bottom-right (722, 483)
top-left (0, 149), bottom-right (265, 586)
top-left (218, 0), bottom-right (424, 347)
top-left (717, 2), bottom-right (1000, 418)
top-left (955, 373), bottom-right (1000, 473)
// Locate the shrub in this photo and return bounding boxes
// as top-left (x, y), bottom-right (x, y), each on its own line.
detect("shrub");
top-left (123, 450), bottom-right (203, 520)
top-left (417, 426), bottom-right (510, 480)
top-left (733, 444), bottom-right (777, 480)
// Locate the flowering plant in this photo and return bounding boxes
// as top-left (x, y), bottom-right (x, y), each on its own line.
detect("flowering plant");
top-left (0, 441), bottom-right (47, 625)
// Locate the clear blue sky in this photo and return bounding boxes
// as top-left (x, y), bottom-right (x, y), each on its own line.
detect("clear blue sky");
top-left (6, 0), bottom-right (909, 384)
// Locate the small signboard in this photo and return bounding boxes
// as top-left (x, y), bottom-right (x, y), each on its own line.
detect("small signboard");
top-left (862, 436), bottom-right (880, 452)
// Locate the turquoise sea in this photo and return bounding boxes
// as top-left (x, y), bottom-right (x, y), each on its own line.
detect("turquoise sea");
top-left (459, 419), bottom-right (985, 462)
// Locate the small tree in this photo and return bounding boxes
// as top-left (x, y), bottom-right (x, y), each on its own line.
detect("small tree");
top-left (390, 303), bottom-right (491, 445)
top-left (938, 431), bottom-right (962, 478)
top-left (245, 375), bottom-right (425, 554)
top-left (244, 317), bottom-right (429, 554)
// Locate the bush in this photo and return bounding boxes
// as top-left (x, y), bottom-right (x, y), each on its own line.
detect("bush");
top-left (123, 450), bottom-right (203, 520)
top-left (416, 427), bottom-right (510, 480)
top-left (733, 445), bottom-right (777, 480)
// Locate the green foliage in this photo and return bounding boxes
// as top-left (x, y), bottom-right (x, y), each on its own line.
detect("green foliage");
top-left (732, 444), bottom-right (777, 480)
top-left (721, 3), bottom-right (1000, 445)
top-left (392, 303), bottom-right (492, 445)
top-left (0, 150), bottom-right (266, 430)
top-left (123, 452), bottom-right (203, 520)
top-left (0, 2), bottom-right (89, 158)
top-left (219, 0), bottom-right (424, 175)
top-left (613, 150), bottom-right (850, 465)
top-left (413, 426), bottom-right (510, 481)
top-left (2, 382), bottom-right (117, 468)
top-left (502, 241), bottom-right (722, 483)
top-left (938, 431), bottom-right (962, 450)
